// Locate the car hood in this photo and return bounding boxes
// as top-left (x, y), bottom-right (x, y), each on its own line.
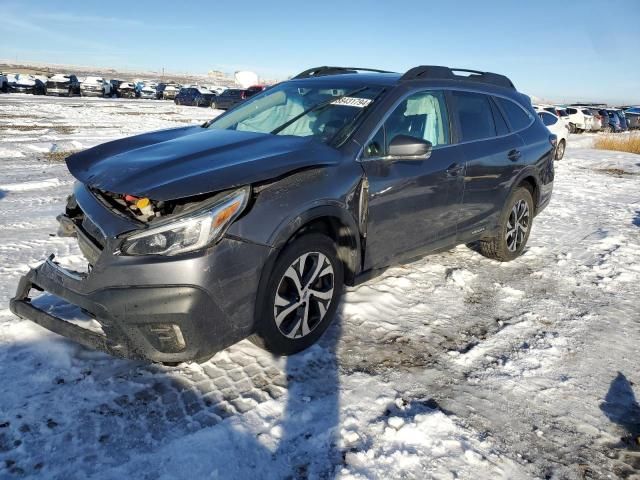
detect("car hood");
top-left (66, 126), bottom-right (341, 201)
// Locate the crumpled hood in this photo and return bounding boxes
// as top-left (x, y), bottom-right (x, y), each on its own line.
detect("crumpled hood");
top-left (66, 126), bottom-right (341, 200)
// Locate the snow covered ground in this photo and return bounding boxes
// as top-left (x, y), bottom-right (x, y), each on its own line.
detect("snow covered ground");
top-left (0, 94), bottom-right (639, 479)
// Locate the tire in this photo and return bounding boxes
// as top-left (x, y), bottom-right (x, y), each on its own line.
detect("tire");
top-left (250, 233), bottom-right (344, 356)
top-left (555, 139), bottom-right (566, 160)
top-left (210, 100), bottom-right (216, 109)
top-left (469, 187), bottom-right (534, 262)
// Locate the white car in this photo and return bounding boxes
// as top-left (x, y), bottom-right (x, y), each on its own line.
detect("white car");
top-left (139, 84), bottom-right (157, 99)
top-left (536, 109), bottom-right (569, 160)
top-left (80, 76), bottom-right (111, 97)
top-left (564, 107), bottom-right (594, 133)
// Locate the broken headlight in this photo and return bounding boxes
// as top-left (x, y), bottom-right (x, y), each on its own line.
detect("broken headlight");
top-left (120, 187), bottom-right (249, 256)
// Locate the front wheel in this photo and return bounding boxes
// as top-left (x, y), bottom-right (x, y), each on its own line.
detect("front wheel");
top-left (210, 101), bottom-right (216, 109)
top-left (469, 187), bottom-right (534, 262)
top-left (250, 233), bottom-right (343, 356)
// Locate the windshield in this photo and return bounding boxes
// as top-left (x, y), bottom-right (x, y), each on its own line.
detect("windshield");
top-left (207, 83), bottom-right (384, 145)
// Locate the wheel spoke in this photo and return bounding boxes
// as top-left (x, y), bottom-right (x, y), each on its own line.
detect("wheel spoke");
top-left (300, 302), bottom-right (311, 337)
top-left (308, 288), bottom-right (333, 300)
top-left (306, 253), bottom-right (327, 288)
top-left (283, 266), bottom-right (303, 296)
top-left (275, 300), bottom-right (301, 328)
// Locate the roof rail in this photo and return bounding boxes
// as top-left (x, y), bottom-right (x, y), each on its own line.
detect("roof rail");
top-left (400, 65), bottom-right (515, 89)
top-left (293, 66), bottom-right (395, 79)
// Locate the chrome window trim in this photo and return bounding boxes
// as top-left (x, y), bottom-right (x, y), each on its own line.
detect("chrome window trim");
top-left (357, 86), bottom-right (535, 162)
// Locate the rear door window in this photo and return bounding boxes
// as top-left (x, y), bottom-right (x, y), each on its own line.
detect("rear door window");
top-left (450, 91), bottom-right (496, 142)
top-left (495, 97), bottom-right (532, 131)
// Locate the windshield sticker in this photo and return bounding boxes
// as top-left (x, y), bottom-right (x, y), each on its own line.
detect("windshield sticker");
top-left (330, 97), bottom-right (372, 108)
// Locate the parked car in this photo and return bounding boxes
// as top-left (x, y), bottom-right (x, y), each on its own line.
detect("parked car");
top-left (536, 109), bottom-right (568, 160)
top-left (138, 84), bottom-right (157, 99)
top-left (246, 85), bottom-right (267, 98)
top-left (46, 74), bottom-right (81, 96)
top-left (623, 107), bottom-right (640, 129)
top-left (80, 76), bottom-right (112, 97)
top-left (161, 83), bottom-right (181, 100)
top-left (10, 65), bottom-right (556, 363)
top-left (604, 109), bottom-right (622, 132)
top-left (613, 110), bottom-right (629, 131)
top-left (9, 74), bottom-right (37, 94)
top-left (564, 107), bottom-right (594, 133)
top-left (0, 73), bottom-right (8, 93)
top-left (109, 79), bottom-right (125, 97)
top-left (214, 88), bottom-right (247, 110)
top-left (585, 108), bottom-right (604, 131)
top-left (209, 86), bottom-right (228, 95)
top-left (118, 82), bottom-right (137, 99)
top-left (174, 87), bottom-right (217, 107)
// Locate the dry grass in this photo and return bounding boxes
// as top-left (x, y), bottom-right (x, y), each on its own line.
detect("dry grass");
top-left (41, 150), bottom-right (79, 162)
top-left (594, 133), bottom-right (640, 155)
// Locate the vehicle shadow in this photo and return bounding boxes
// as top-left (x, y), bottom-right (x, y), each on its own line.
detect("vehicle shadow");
top-left (633, 210), bottom-right (640, 228)
top-left (600, 372), bottom-right (640, 449)
top-left (0, 306), bottom-right (345, 478)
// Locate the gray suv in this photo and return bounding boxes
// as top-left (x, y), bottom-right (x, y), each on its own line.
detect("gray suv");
top-left (11, 65), bottom-right (555, 363)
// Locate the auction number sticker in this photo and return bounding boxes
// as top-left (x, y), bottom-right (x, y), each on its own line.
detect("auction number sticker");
top-left (330, 97), bottom-right (372, 108)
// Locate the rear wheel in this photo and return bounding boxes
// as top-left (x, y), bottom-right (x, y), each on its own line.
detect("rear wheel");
top-left (555, 139), bottom-right (566, 160)
top-left (210, 100), bottom-right (217, 109)
top-left (469, 187), bottom-right (534, 262)
top-left (250, 233), bottom-right (343, 356)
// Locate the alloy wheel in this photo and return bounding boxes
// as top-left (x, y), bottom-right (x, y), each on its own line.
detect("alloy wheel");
top-left (273, 252), bottom-right (334, 339)
top-left (505, 199), bottom-right (530, 252)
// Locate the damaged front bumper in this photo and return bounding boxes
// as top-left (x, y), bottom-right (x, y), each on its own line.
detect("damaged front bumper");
top-left (9, 184), bottom-right (273, 363)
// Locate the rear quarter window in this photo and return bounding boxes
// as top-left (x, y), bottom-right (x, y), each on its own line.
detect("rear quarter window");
top-left (495, 97), bottom-right (532, 131)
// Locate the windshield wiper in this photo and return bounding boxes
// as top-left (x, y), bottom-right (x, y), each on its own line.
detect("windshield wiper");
top-left (270, 87), bottom-right (368, 135)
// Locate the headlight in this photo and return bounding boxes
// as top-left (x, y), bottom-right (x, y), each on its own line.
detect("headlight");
top-left (120, 187), bottom-right (249, 256)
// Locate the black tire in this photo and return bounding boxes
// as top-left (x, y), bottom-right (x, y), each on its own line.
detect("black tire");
top-left (469, 187), bottom-right (534, 262)
top-left (250, 233), bottom-right (344, 356)
top-left (555, 139), bottom-right (566, 160)
top-left (210, 100), bottom-right (217, 110)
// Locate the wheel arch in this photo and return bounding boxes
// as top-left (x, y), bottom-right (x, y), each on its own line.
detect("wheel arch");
top-left (515, 173), bottom-right (540, 214)
top-left (270, 206), bottom-right (362, 286)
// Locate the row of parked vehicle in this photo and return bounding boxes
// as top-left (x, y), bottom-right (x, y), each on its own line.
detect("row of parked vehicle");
top-left (535, 103), bottom-right (640, 134)
top-left (173, 85), bottom-right (267, 109)
top-left (0, 71), bottom-right (271, 111)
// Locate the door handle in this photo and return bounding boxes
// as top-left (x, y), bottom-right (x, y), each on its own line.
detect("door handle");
top-left (446, 163), bottom-right (464, 177)
top-left (508, 149), bottom-right (522, 161)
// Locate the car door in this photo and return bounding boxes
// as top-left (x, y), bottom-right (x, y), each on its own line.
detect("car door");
top-left (360, 89), bottom-right (465, 270)
top-left (452, 91), bottom-right (526, 241)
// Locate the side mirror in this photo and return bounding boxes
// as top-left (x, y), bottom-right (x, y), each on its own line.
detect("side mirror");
top-left (387, 135), bottom-right (432, 160)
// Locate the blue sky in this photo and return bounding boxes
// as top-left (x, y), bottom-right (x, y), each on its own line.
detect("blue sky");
top-left (1, 0), bottom-right (639, 103)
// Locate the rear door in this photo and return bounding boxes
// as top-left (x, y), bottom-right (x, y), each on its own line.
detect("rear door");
top-left (361, 89), bottom-right (466, 270)
top-left (452, 91), bottom-right (526, 241)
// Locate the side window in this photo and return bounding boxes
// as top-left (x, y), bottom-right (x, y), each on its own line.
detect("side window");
top-left (539, 112), bottom-right (558, 126)
top-left (566, 108), bottom-right (577, 115)
top-left (489, 98), bottom-right (510, 135)
top-left (451, 91), bottom-right (496, 142)
top-left (365, 90), bottom-right (450, 157)
top-left (495, 97), bottom-right (532, 131)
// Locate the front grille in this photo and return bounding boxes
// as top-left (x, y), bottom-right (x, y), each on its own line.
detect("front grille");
top-left (81, 215), bottom-right (106, 248)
